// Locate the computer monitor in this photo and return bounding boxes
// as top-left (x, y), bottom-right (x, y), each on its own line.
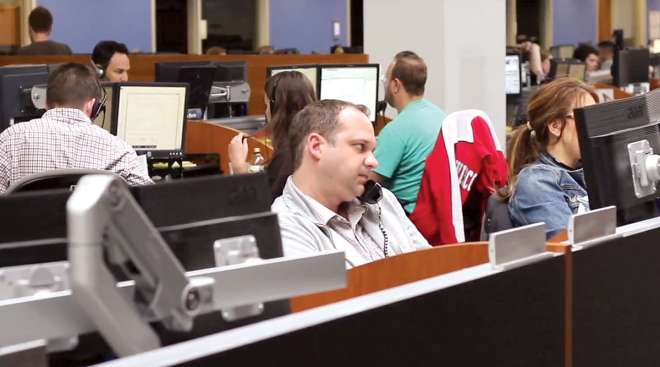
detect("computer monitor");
top-left (113, 82), bottom-right (188, 159)
top-left (92, 81), bottom-right (116, 132)
top-left (548, 59), bottom-right (586, 81)
top-left (319, 63), bottom-right (379, 122)
top-left (574, 89), bottom-right (660, 225)
top-left (550, 44), bottom-right (576, 59)
top-left (155, 62), bottom-right (216, 119)
top-left (612, 48), bottom-right (650, 87)
top-left (0, 173), bottom-right (288, 364)
top-left (267, 64), bottom-right (319, 96)
top-left (505, 54), bottom-right (522, 95)
top-left (0, 65), bottom-right (48, 132)
top-left (214, 60), bottom-right (248, 83)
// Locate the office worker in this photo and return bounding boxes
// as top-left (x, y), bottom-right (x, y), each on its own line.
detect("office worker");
top-left (272, 100), bottom-right (430, 268)
top-left (17, 6), bottom-right (72, 55)
top-left (368, 51), bottom-right (447, 213)
top-left (573, 44), bottom-right (600, 72)
top-left (0, 63), bottom-right (152, 193)
top-left (91, 40), bottom-right (131, 82)
top-left (228, 71), bottom-right (317, 200)
top-left (504, 78), bottom-right (598, 238)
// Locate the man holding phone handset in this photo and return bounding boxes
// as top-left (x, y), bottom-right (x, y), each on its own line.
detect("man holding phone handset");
top-left (272, 100), bottom-right (430, 268)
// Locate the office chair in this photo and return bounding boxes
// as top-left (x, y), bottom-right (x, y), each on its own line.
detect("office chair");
top-left (5, 169), bottom-right (120, 194)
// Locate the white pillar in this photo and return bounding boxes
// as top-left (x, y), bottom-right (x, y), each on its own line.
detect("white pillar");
top-left (364, 0), bottom-right (507, 147)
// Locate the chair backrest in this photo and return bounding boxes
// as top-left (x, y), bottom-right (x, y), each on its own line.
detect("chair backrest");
top-left (480, 193), bottom-right (514, 240)
top-left (5, 169), bottom-right (116, 194)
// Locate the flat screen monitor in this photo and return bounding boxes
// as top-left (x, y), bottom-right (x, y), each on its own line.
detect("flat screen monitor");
top-left (215, 61), bottom-right (247, 83)
top-left (549, 59), bottom-right (586, 81)
top-left (550, 44), bottom-right (576, 59)
top-left (92, 82), bottom-right (116, 133)
top-left (267, 64), bottom-right (319, 96)
top-left (0, 65), bottom-right (48, 132)
top-left (612, 48), bottom-right (650, 87)
top-left (505, 54), bottom-right (521, 95)
top-left (113, 82), bottom-right (188, 158)
top-left (574, 88), bottom-right (660, 225)
top-left (319, 64), bottom-right (379, 122)
top-left (154, 62), bottom-right (215, 119)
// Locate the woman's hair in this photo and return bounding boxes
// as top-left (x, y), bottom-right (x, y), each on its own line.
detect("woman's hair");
top-left (501, 78), bottom-right (598, 199)
top-left (266, 71), bottom-right (317, 153)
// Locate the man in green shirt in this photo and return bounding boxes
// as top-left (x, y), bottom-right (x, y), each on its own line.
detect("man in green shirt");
top-left (369, 51), bottom-right (447, 213)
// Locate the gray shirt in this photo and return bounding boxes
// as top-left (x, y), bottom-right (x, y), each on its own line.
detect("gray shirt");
top-left (17, 40), bottom-right (72, 55)
top-left (272, 177), bottom-right (430, 268)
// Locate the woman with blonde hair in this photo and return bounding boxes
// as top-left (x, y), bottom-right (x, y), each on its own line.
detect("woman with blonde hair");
top-left (504, 78), bottom-right (598, 238)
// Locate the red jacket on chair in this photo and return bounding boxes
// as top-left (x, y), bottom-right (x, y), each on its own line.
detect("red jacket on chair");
top-left (410, 110), bottom-right (508, 246)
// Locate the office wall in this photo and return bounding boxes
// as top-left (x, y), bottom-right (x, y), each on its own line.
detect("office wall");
top-left (37, 0), bottom-right (152, 53)
top-left (269, 0), bottom-right (347, 53)
top-left (553, 0), bottom-right (597, 45)
top-left (364, 0), bottom-right (507, 147)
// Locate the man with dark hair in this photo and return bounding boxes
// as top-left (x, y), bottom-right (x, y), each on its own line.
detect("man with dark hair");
top-left (369, 51), bottom-right (447, 213)
top-left (0, 63), bottom-right (152, 192)
top-left (597, 40), bottom-right (616, 71)
top-left (272, 99), bottom-right (429, 268)
top-left (573, 44), bottom-right (600, 72)
top-left (17, 6), bottom-right (72, 55)
top-left (92, 40), bottom-right (131, 82)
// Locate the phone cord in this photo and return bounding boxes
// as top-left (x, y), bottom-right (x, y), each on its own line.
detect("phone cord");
top-left (377, 205), bottom-right (389, 257)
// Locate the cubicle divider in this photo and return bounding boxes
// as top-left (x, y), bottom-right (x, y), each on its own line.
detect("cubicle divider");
top-left (0, 53), bottom-right (369, 117)
top-left (572, 218), bottom-right (660, 367)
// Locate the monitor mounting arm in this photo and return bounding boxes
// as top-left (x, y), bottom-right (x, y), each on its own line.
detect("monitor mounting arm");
top-left (628, 139), bottom-right (660, 198)
top-left (67, 175), bottom-right (214, 357)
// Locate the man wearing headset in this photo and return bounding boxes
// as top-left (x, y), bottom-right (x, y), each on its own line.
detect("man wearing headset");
top-left (0, 63), bottom-right (151, 193)
top-left (91, 40), bottom-right (131, 82)
top-left (271, 100), bottom-right (429, 268)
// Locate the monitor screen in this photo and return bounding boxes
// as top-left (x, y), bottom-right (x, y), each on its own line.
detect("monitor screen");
top-left (505, 54), bottom-right (521, 95)
top-left (575, 88), bottom-right (660, 225)
top-left (319, 64), bottom-right (379, 121)
top-left (93, 82), bottom-right (115, 133)
top-left (613, 48), bottom-right (650, 87)
top-left (0, 65), bottom-right (48, 132)
top-left (267, 65), bottom-right (319, 95)
top-left (550, 44), bottom-right (576, 59)
top-left (114, 83), bottom-right (187, 156)
top-left (550, 59), bottom-right (585, 81)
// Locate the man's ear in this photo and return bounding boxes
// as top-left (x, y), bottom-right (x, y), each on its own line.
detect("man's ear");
top-left (306, 133), bottom-right (326, 161)
top-left (82, 98), bottom-right (96, 118)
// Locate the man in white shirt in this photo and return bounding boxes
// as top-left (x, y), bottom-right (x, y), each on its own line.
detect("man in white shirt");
top-left (0, 63), bottom-right (151, 192)
top-left (271, 100), bottom-right (430, 268)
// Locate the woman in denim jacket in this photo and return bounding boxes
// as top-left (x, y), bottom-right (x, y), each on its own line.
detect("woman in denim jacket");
top-left (503, 79), bottom-right (598, 238)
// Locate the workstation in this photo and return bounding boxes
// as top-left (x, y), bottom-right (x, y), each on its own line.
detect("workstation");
top-left (5, 0), bottom-right (660, 366)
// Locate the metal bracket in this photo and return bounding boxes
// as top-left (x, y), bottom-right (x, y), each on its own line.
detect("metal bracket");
top-left (568, 206), bottom-right (620, 248)
top-left (628, 140), bottom-right (659, 199)
top-left (488, 223), bottom-right (553, 271)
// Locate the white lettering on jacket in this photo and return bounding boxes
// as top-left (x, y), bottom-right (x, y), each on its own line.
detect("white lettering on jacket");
top-left (456, 160), bottom-right (477, 191)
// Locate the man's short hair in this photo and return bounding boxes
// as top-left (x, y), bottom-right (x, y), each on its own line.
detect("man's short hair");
top-left (92, 40), bottom-right (129, 67)
top-left (573, 44), bottom-right (599, 62)
top-left (28, 6), bottom-right (53, 33)
top-left (391, 51), bottom-right (427, 96)
top-left (47, 63), bottom-right (101, 109)
top-left (597, 40), bottom-right (616, 51)
top-left (289, 99), bottom-right (358, 169)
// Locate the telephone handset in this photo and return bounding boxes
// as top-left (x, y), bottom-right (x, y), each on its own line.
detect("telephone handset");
top-left (358, 180), bottom-right (383, 204)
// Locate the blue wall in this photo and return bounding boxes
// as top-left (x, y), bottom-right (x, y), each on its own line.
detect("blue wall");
top-left (269, 0), bottom-right (347, 54)
top-left (37, 0), bottom-right (152, 54)
top-left (553, 0), bottom-right (597, 45)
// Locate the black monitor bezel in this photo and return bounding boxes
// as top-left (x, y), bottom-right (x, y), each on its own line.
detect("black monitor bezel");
top-left (0, 66), bottom-right (49, 132)
top-left (111, 82), bottom-right (189, 159)
top-left (318, 63), bottom-right (380, 123)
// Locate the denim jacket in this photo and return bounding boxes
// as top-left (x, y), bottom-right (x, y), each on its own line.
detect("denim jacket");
top-left (508, 152), bottom-right (589, 239)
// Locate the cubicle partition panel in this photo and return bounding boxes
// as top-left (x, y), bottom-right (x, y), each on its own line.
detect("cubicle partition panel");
top-left (102, 256), bottom-right (565, 367)
top-left (573, 224), bottom-right (660, 367)
top-left (0, 54), bottom-right (369, 117)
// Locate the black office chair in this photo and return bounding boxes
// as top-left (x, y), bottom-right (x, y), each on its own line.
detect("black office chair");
top-left (4, 169), bottom-right (119, 194)
top-left (480, 192), bottom-right (514, 240)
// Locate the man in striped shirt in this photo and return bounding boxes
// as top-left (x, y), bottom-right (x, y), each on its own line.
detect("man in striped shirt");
top-left (0, 63), bottom-right (152, 193)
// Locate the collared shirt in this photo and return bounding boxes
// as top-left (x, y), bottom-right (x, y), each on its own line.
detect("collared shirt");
top-left (0, 108), bottom-right (152, 193)
top-left (272, 177), bottom-right (430, 268)
top-left (374, 98), bottom-right (447, 213)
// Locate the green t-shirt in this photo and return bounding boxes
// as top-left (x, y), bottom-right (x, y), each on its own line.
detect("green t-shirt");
top-left (374, 99), bottom-right (446, 213)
